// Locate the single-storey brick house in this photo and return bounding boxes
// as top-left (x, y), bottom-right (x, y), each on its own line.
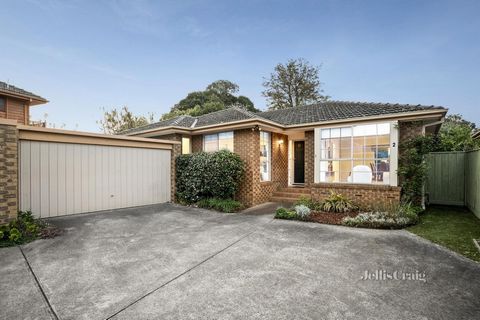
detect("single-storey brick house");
top-left (124, 102), bottom-right (447, 208)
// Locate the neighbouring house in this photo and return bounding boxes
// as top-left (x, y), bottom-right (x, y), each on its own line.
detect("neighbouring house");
top-left (0, 81), bottom-right (48, 125)
top-left (473, 130), bottom-right (480, 141)
top-left (124, 102), bottom-right (447, 208)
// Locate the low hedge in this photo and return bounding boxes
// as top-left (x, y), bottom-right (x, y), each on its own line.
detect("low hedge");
top-left (197, 198), bottom-right (243, 213)
top-left (176, 150), bottom-right (245, 203)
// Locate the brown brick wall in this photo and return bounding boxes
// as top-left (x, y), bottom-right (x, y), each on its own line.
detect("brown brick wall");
top-left (150, 133), bottom-right (182, 203)
top-left (310, 183), bottom-right (401, 209)
top-left (253, 132), bottom-right (289, 205)
top-left (0, 122), bottom-right (18, 224)
top-left (233, 128), bottom-right (257, 206)
top-left (304, 130), bottom-right (314, 187)
top-left (399, 121), bottom-right (424, 144)
top-left (192, 135), bottom-right (203, 153)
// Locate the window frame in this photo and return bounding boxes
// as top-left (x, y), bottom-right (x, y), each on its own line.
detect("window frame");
top-left (314, 122), bottom-right (398, 186)
top-left (203, 131), bottom-right (234, 152)
top-left (0, 96), bottom-right (6, 112)
top-left (259, 131), bottom-right (272, 182)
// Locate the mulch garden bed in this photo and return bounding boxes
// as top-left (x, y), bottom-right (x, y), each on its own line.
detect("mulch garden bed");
top-left (309, 211), bottom-right (359, 225)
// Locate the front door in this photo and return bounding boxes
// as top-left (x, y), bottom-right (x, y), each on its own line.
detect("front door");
top-left (294, 141), bottom-right (305, 184)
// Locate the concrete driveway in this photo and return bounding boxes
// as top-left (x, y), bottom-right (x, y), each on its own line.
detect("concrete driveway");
top-left (1, 203), bottom-right (479, 320)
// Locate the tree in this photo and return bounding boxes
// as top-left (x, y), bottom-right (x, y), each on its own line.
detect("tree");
top-left (438, 114), bottom-right (479, 151)
top-left (98, 106), bottom-right (155, 134)
top-left (162, 80), bottom-right (258, 120)
top-left (262, 58), bottom-right (328, 110)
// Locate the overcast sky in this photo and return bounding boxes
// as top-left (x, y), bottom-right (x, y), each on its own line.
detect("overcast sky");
top-left (1, 0), bottom-right (479, 132)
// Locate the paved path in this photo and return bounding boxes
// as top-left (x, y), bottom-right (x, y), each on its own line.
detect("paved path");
top-left (1, 203), bottom-right (479, 319)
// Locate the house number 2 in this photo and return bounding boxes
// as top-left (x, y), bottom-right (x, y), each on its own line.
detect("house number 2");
top-left (392, 142), bottom-right (396, 147)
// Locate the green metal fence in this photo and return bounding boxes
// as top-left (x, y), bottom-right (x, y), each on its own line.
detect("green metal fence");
top-left (426, 152), bottom-right (465, 206)
top-left (426, 150), bottom-right (480, 218)
top-left (465, 150), bottom-right (480, 218)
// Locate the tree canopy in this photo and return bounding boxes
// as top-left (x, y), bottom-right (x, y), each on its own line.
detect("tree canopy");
top-left (437, 114), bottom-right (479, 151)
top-left (262, 58), bottom-right (328, 110)
top-left (98, 106), bottom-right (155, 134)
top-left (162, 80), bottom-right (258, 120)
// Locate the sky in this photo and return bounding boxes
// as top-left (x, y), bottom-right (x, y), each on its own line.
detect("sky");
top-left (1, 0), bottom-right (479, 132)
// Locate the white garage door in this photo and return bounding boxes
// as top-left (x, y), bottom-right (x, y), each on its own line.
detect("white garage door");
top-left (19, 141), bottom-right (171, 218)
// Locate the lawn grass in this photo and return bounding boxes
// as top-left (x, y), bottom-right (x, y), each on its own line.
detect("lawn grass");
top-left (407, 206), bottom-right (480, 262)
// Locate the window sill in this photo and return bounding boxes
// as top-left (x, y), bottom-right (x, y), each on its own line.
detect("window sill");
top-left (312, 182), bottom-right (400, 190)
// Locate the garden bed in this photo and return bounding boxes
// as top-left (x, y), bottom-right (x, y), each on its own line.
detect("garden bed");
top-left (309, 211), bottom-right (359, 225)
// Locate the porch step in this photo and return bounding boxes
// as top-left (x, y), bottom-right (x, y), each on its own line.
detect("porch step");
top-left (270, 187), bottom-right (311, 204)
top-left (279, 187), bottom-right (311, 194)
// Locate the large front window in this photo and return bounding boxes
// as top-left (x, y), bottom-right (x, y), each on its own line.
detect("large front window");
top-left (318, 123), bottom-right (391, 185)
top-left (260, 131), bottom-right (271, 181)
top-left (203, 131), bottom-right (234, 152)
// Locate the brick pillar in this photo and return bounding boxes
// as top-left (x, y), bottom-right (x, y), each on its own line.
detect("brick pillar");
top-left (168, 136), bottom-right (182, 203)
top-left (304, 130), bottom-right (315, 187)
top-left (0, 120), bottom-right (19, 224)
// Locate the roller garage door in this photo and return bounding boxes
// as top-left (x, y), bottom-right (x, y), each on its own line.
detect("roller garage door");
top-left (19, 141), bottom-right (171, 218)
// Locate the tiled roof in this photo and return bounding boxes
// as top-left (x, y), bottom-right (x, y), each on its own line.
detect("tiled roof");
top-left (121, 115), bottom-right (196, 135)
top-left (123, 101), bottom-right (446, 134)
top-left (257, 101), bottom-right (445, 125)
top-left (0, 81), bottom-right (47, 102)
top-left (122, 106), bottom-right (257, 134)
top-left (194, 106), bottom-right (257, 127)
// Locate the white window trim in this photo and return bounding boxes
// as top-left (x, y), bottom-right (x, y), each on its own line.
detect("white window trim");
top-left (314, 121), bottom-right (399, 186)
top-left (260, 131), bottom-right (272, 182)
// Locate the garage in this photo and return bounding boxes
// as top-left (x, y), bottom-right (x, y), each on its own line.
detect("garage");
top-left (18, 127), bottom-right (177, 218)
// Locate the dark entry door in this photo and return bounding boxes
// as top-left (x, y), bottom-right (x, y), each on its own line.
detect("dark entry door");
top-left (294, 141), bottom-right (305, 184)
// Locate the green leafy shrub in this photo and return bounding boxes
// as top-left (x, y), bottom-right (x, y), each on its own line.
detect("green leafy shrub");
top-left (0, 211), bottom-right (62, 247)
top-left (197, 198), bottom-right (243, 213)
top-left (342, 202), bottom-right (421, 229)
top-left (274, 207), bottom-right (298, 220)
top-left (294, 205), bottom-right (311, 220)
top-left (176, 150), bottom-right (245, 203)
top-left (320, 191), bottom-right (357, 213)
top-left (294, 196), bottom-right (321, 211)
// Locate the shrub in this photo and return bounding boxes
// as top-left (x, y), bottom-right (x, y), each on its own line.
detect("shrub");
top-left (320, 191), bottom-right (357, 213)
top-left (294, 205), bottom-right (311, 220)
top-left (0, 211), bottom-right (62, 247)
top-left (294, 196), bottom-right (321, 211)
top-left (197, 198), bottom-right (243, 213)
top-left (275, 207), bottom-right (298, 220)
top-left (342, 201), bottom-right (421, 229)
top-left (176, 150), bottom-right (245, 203)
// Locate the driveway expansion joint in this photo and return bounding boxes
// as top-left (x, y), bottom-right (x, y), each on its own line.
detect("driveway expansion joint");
top-left (105, 220), bottom-right (271, 320)
top-left (18, 246), bottom-right (60, 320)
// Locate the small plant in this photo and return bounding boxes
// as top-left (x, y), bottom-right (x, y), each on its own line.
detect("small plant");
top-left (294, 205), bottom-right (311, 220)
top-left (294, 196), bottom-right (321, 211)
top-left (196, 198), bottom-right (244, 213)
top-left (275, 207), bottom-right (298, 220)
top-left (342, 201), bottom-right (421, 229)
top-left (0, 211), bottom-right (62, 247)
top-left (320, 191), bottom-right (357, 213)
